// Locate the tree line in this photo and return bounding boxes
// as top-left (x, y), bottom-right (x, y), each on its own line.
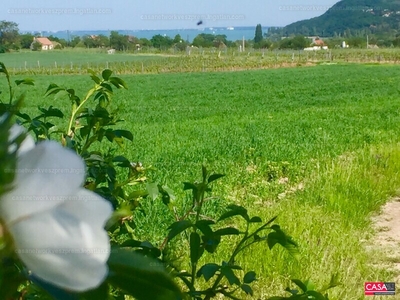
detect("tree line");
top-left (2, 19), bottom-right (400, 53)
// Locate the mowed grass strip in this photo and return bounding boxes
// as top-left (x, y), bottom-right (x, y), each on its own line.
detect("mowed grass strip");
top-left (3, 64), bottom-right (400, 298)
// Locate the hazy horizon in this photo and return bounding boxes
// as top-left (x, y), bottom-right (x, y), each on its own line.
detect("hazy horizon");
top-left (1, 0), bottom-right (341, 32)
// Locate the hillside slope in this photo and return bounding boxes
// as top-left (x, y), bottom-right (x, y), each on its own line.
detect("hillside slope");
top-left (269, 0), bottom-right (400, 37)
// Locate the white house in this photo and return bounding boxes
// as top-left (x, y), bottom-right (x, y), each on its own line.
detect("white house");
top-left (31, 37), bottom-right (54, 50)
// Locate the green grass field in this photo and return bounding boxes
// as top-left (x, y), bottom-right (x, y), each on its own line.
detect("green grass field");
top-left (0, 49), bottom-right (166, 70)
top-left (2, 63), bottom-right (400, 299)
top-left (2, 48), bottom-right (400, 76)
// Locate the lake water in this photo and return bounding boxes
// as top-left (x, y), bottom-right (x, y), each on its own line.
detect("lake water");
top-left (40, 26), bottom-right (270, 43)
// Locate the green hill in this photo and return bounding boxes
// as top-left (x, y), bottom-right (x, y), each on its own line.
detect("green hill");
top-left (269, 0), bottom-right (400, 37)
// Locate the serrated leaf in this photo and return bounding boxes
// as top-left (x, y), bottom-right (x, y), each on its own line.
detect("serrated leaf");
top-left (214, 227), bottom-right (240, 236)
top-left (243, 271), bottom-right (257, 284)
top-left (167, 220), bottom-right (193, 241)
top-left (102, 69), bottom-right (113, 81)
top-left (107, 248), bottom-right (181, 300)
top-left (241, 284), bottom-right (253, 296)
top-left (196, 263), bottom-right (220, 281)
top-left (146, 182), bottom-right (159, 200)
top-left (208, 173), bottom-right (225, 183)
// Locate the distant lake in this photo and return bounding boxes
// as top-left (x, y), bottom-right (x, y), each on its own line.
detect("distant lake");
top-left (36, 26), bottom-right (271, 42)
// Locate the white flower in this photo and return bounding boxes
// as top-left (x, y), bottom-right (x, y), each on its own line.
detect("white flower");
top-left (0, 126), bottom-right (113, 292)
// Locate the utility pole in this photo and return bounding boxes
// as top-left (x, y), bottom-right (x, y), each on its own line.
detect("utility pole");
top-left (242, 36), bottom-right (245, 52)
top-left (366, 35), bottom-right (369, 49)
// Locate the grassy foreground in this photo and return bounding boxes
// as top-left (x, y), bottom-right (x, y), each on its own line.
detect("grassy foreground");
top-left (3, 64), bottom-right (400, 299)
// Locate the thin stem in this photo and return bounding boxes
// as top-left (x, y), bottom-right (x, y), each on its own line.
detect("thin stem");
top-left (66, 87), bottom-right (97, 137)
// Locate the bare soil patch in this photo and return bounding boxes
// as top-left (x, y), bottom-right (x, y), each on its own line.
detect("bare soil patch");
top-left (369, 198), bottom-right (400, 284)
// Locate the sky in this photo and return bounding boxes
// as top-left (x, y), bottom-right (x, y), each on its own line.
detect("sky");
top-left (0, 0), bottom-right (341, 32)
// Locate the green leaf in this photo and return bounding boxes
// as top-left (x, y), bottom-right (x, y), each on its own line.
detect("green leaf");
top-left (113, 155), bottom-right (131, 167)
top-left (113, 129), bottom-right (133, 141)
top-left (146, 182), bottom-right (159, 200)
top-left (241, 284), bottom-right (253, 296)
top-left (321, 273), bottom-right (340, 292)
top-left (267, 227), bottom-right (300, 259)
top-left (38, 106), bottom-right (64, 118)
top-left (196, 263), bottom-right (220, 281)
top-left (195, 220), bottom-right (215, 236)
top-left (120, 239), bottom-right (142, 248)
top-left (214, 227), bottom-right (240, 236)
top-left (16, 112), bottom-right (31, 121)
top-left (221, 265), bottom-right (240, 286)
top-left (107, 248), bottom-right (182, 300)
top-left (102, 69), bottom-right (113, 81)
top-left (109, 76), bottom-right (128, 89)
top-left (208, 173), bottom-right (225, 183)
top-left (88, 69), bottom-right (101, 84)
top-left (190, 232), bottom-right (202, 264)
top-left (202, 165), bottom-right (207, 182)
top-left (218, 205), bottom-right (249, 222)
top-left (307, 290), bottom-right (329, 300)
top-left (291, 279), bottom-right (308, 293)
top-left (160, 185), bottom-right (176, 205)
top-left (243, 271), bottom-right (257, 284)
top-left (45, 83), bottom-right (64, 96)
top-left (183, 182), bottom-right (197, 191)
top-left (167, 220), bottom-right (193, 241)
top-left (15, 78), bottom-right (34, 86)
top-left (80, 282), bottom-right (109, 299)
top-left (304, 279), bottom-right (315, 291)
top-left (249, 216), bottom-right (262, 223)
top-left (202, 234), bottom-right (221, 253)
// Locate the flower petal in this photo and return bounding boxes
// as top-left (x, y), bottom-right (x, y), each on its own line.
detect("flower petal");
top-left (1, 141), bottom-right (86, 224)
top-left (9, 192), bottom-right (112, 291)
top-left (8, 124), bottom-right (35, 155)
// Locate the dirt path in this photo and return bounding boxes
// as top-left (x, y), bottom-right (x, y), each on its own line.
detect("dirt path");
top-left (369, 197), bottom-right (400, 285)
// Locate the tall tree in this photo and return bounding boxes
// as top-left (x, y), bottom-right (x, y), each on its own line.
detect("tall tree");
top-left (0, 21), bottom-right (19, 50)
top-left (254, 24), bottom-right (263, 44)
top-left (19, 33), bottom-right (34, 49)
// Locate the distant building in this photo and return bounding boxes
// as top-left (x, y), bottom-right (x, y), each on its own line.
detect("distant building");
top-left (367, 44), bottom-right (379, 49)
top-left (31, 37), bottom-right (54, 50)
top-left (313, 39), bottom-right (326, 46)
